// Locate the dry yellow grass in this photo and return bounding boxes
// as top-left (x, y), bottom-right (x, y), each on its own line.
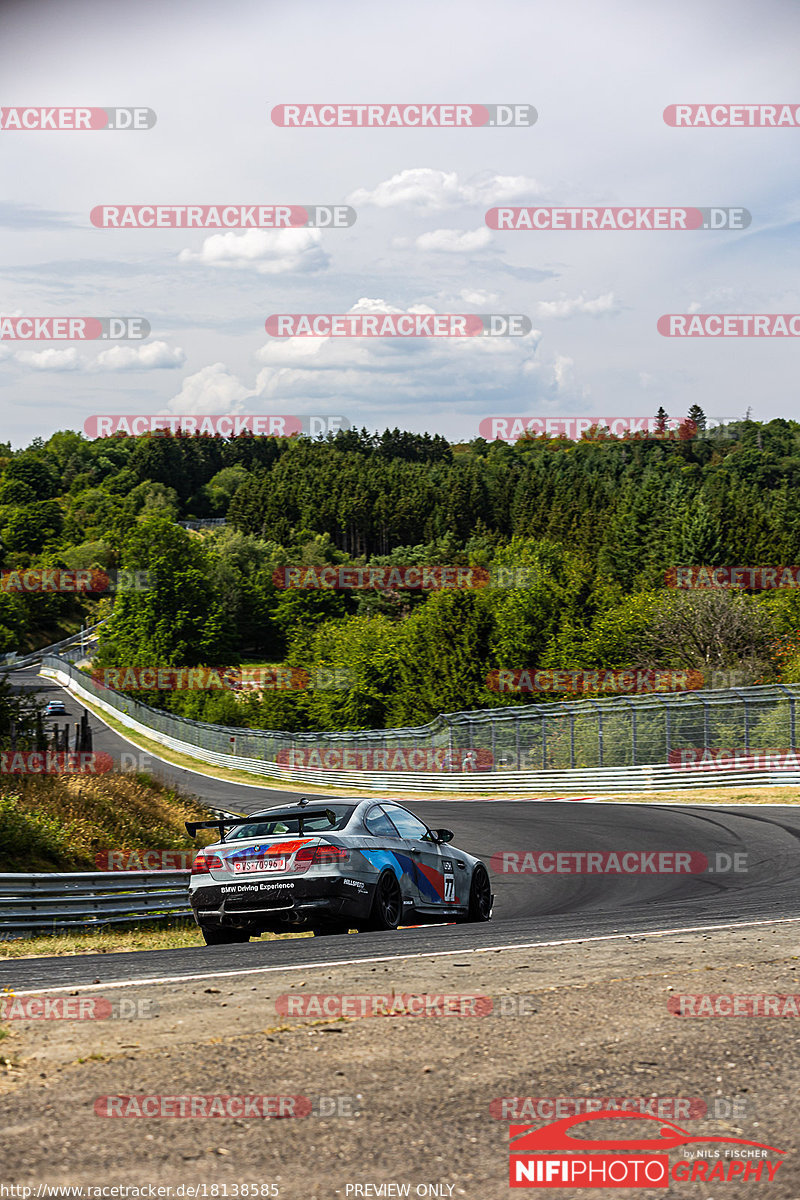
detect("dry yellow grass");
top-left (0, 771), bottom-right (216, 871)
top-left (0, 923), bottom-right (311, 959)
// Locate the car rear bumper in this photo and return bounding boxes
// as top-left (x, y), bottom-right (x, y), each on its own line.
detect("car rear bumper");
top-left (190, 873), bottom-right (374, 931)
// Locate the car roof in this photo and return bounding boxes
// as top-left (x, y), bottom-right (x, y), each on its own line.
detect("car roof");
top-left (243, 798), bottom-right (415, 821)
top-left (245, 800), bottom-right (361, 819)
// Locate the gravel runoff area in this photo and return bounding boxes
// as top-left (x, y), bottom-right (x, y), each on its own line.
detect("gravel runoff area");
top-left (0, 922), bottom-right (798, 1198)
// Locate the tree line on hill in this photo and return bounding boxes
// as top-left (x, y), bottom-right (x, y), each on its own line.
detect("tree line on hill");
top-left (1, 411), bottom-right (800, 734)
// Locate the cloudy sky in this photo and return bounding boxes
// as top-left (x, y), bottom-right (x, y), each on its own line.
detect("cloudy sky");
top-left (0, 0), bottom-right (798, 447)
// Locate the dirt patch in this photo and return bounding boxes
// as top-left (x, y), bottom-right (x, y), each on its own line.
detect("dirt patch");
top-left (1, 924), bottom-right (798, 1197)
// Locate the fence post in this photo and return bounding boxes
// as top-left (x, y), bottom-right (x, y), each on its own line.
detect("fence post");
top-left (776, 685), bottom-right (797, 750)
top-left (586, 700), bottom-right (603, 767)
top-left (569, 703), bottom-right (576, 768)
top-left (598, 707), bottom-right (603, 767)
top-left (741, 693), bottom-right (749, 752)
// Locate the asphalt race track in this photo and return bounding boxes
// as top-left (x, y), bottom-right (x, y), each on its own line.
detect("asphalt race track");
top-left (2, 668), bottom-right (799, 993)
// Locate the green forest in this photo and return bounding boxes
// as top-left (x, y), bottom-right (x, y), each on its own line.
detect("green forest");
top-left (2, 412), bottom-right (800, 735)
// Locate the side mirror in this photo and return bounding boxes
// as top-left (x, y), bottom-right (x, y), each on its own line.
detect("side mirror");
top-left (434, 828), bottom-right (454, 844)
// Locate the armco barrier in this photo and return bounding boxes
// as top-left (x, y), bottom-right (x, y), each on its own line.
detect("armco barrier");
top-left (0, 870), bottom-right (192, 935)
top-left (38, 658), bottom-right (800, 793)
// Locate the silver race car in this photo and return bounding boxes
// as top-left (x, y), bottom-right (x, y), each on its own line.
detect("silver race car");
top-left (186, 798), bottom-right (493, 945)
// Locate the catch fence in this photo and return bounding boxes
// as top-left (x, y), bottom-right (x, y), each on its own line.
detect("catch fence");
top-left (39, 656), bottom-right (800, 791)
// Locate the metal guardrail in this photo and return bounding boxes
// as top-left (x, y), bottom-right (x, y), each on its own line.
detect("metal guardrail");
top-left (37, 661), bottom-right (800, 793)
top-left (0, 870), bottom-right (192, 936)
top-left (42, 657), bottom-right (800, 791)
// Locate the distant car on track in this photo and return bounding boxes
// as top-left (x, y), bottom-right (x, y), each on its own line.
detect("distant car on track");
top-left (186, 798), bottom-right (493, 946)
top-left (43, 700), bottom-right (67, 716)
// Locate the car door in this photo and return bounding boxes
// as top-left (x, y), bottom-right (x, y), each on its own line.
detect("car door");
top-left (362, 804), bottom-right (420, 911)
top-left (380, 803), bottom-right (460, 910)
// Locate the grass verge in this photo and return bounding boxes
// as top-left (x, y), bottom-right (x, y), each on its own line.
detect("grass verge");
top-left (0, 920), bottom-right (312, 959)
top-left (0, 771), bottom-right (216, 871)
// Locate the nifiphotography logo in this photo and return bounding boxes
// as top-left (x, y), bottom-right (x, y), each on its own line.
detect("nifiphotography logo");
top-left (508, 1111), bottom-right (785, 1188)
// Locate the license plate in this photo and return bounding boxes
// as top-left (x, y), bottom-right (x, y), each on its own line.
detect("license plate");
top-left (233, 856), bottom-right (286, 874)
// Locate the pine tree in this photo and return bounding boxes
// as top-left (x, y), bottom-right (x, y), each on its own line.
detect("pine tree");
top-left (679, 498), bottom-right (724, 565)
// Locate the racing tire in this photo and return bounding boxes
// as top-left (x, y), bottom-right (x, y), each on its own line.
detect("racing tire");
top-left (200, 926), bottom-right (251, 946)
top-left (363, 870), bottom-right (403, 931)
top-left (463, 864), bottom-right (493, 922)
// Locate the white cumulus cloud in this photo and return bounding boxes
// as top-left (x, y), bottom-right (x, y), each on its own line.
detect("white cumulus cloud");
top-left (14, 347), bottom-right (82, 371)
top-left (457, 288), bottom-right (500, 306)
top-left (167, 363), bottom-right (251, 414)
top-left (415, 227), bottom-right (494, 253)
top-left (348, 168), bottom-right (542, 210)
top-left (178, 228), bottom-right (328, 274)
top-left (534, 292), bottom-right (619, 318)
top-left (253, 297), bottom-right (543, 407)
top-left (95, 341), bottom-right (186, 371)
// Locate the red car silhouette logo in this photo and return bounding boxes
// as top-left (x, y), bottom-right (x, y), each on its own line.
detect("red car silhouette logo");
top-left (510, 1110), bottom-right (784, 1155)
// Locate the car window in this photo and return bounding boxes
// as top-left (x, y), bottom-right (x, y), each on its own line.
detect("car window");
top-left (364, 806), bottom-right (403, 838)
top-left (381, 805), bottom-right (431, 840)
top-left (226, 805), bottom-right (356, 840)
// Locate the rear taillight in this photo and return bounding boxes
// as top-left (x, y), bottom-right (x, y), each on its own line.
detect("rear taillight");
top-left (293, 844), bottom-right (350, 872)
top-left (314, 845), bottom-right (350, 865)
top-left (191, 851), bottom-right (224, 874)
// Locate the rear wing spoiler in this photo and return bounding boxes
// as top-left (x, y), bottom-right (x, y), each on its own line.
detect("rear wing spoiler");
top-left (185, 816), bottom-right (253, 841)
top-left (186, 809), bottom-right (339, 841)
